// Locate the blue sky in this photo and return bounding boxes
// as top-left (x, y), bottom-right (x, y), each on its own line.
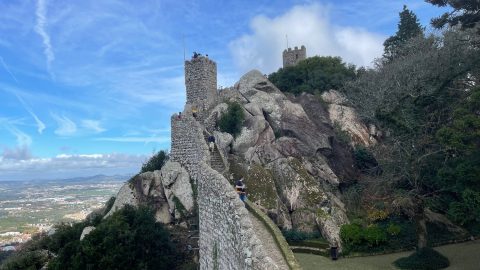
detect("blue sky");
top-left (0, 0), bottom-right (448, 180)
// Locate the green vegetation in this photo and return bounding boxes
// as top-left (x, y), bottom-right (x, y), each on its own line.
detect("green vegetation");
top-left (268, 56), bottom-right (356, 95)
top-left (0, 250), bottom-right (48, 270)
top-left (340, 223), bottom-right (387, 252)
top-left (394, 247), bottom-right (450, 270)
top-left (140, 150), bottom-right (169, 173)
top-left (1, 205), bottom-right (179, 270)
top-left (218, 102), bottom-right (245, 137)
top-left (244, 164), bottom-right (278, 209)
top-left (282, 229), bottom-right (322, 243)
top-left (339, 4), bottom-right (480, 251)
top-left (427, 0), bottom-right (480, 33)
top-left (353, 146), bottom-right (378, 174)
top-left (48, 205), bottom-right (177, 270)
top-left (383, 5), bottom-right (423, 62)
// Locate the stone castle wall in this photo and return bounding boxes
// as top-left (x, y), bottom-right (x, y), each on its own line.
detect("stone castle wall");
top-left (282, 46), bottom-right (306, 68)
top-left (170, 114), bottom-right (278, 270)
top-left (185, 56), bottom-right (217, 112)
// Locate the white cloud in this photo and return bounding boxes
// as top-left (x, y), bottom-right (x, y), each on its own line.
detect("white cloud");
top-left (51, 113), bottom-right (77, 136)
top-left (81, 119), bottom-right (106, 133)
top-left (0, 153), bottom-right (147, 181)
top-left (0, 56), bottom-right (18, 82)
top-left (34, 0), bottom-right (55, 79)
top-left (229, 3), bottom-right (385, 74)
top-left (13, 91), bottom-right (46, 134)
top-left (5, 125), bottom-right (32, 146)
top-left (1, 125), bottom-right (33, 161)
top-left (2, 145), bottom-right (32, 160)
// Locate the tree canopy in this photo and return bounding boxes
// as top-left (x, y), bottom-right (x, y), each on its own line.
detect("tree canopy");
top-left (343, 26), bottom-right (480, 238)
top-left (140, 150), bottom-right (169, 173)
top-left (426, 0), bottom-right (480, 33)
top-left (268, 56), bottom-right (356, 95)
top-left (383, 5), bottom-right (424, 61)
top-left (47, 205), bottom-right (178, 270)
top-left (218, 102), bottom-right (245, 137)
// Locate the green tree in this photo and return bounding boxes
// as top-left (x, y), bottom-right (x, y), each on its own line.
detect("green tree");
top-left (268, 56), bottom-right (356, 95)
top-left (343, 28), bottom-right (480, 247)
top-left (48, 205), bottom-right (178, 270)
top-left (426, 0), bottom-right (480, 33)
top-left (383, 5), bottom-right (424, 61)
top-left (140, 150), bottom-right (168, 173)
top-left (218, 102), bottom-right (245, 137)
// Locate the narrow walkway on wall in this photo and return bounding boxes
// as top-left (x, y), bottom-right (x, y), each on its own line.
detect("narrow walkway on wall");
top-left (247, 211), bottom-right (290, 270)
top-left (203, 130), bottom-right (226, 173)
top-left (210, 145), bottom-right (225, 172)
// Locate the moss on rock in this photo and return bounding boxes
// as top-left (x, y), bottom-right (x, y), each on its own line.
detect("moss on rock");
top-left (245, 164), bottom-right (278, 210)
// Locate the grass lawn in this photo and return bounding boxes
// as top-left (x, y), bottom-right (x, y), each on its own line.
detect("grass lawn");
top-left (296, 239), bottom-right (480, 270)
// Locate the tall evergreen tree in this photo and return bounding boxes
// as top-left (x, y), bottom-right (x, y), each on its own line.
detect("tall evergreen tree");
top-left (383, 5), bottom-right (424, 61)
top-left (426, 0), bottom-right (480, 33)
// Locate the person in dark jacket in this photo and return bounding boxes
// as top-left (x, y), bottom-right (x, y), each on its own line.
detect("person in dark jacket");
top-left (235, 178), bottom-right (246, 202)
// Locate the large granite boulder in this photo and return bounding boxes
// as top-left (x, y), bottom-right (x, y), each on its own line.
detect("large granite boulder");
top-left (105, 163), bottom-right (194, 224)
top-left (321, 90), bottom-right (376, 146)
top-left (161, 161), bottom-right (194, 218)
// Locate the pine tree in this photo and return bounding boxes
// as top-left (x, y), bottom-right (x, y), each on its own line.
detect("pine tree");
top-left (426, 0), bottom-right (480, 33)
top-left (383, 5), bottom-right (424, 62)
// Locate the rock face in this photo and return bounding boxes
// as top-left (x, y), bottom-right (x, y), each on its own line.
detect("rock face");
top-left (80, 226), bottom-right (95, 241)
top-left (106, 69), bottom-right (373, 252)
top-left (201, 70), bottom-right (370, 249)
top-left (106, 162), bottom-right (194, 224)
top-left (321, 90), bottom-right (376, 146)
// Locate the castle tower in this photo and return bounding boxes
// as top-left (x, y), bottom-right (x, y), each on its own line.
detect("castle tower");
top-left (282, 45), bottom-right (306, 68)
top-left (184, 55), bottom-right (217, 112)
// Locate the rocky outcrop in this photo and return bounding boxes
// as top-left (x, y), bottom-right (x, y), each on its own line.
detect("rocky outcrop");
top-left (106, 162), bottom-right (194, 224)
top-left (206, 70), bottom-right (367, 249)
top-left (80, 226), bottom-right (95, 241)
top-left (321, 90), bottom-right (376, 146)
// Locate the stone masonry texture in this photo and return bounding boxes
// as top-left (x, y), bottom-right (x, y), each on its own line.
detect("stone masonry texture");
top-left (170, 113), bottom-right (279, 270)
top-left (185, 56), bottom-right (217, 112)
top-left (282, 46), bottom-right (306, 68)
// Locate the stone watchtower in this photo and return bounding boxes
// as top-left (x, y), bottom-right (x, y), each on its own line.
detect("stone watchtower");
top-left (282, 45), bottom-right (306, 68)
top-left (184, 55), bottom-right (217, 113)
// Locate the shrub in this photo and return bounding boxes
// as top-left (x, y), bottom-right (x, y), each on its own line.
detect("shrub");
top-left (367, 209), bottom-right (389, 222)
top-left (268, 56), bottom-right (357, 95)
top-left (0, 250), bottom-right (48, 270)
top-left (218, 102), bottom-right (245, 137)
top-left (386, 223), bottom-right (401, 236)
top-left (363, 225), bottom-right (387, 246)
top-left (47, 205), bottom-right (178, 270)
top-left (394, 247), bottom-right (450, 270)
top-left (282, 229), bottom-right (321, 243)
top-left (353, 146), bottom-right (379, 174)
top-left (140, 150), bottom-right (168, 173)
top-left (340, 223), bottom-right (363, 248)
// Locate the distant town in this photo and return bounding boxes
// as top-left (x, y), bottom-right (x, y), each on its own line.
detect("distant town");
top-left (0, 175), bottom-right (126, 251)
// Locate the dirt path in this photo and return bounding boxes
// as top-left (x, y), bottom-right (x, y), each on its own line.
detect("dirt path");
top-left (296, 239), bottom-right (480, 270)
top-left (248, 212), bottom-right (289, 270)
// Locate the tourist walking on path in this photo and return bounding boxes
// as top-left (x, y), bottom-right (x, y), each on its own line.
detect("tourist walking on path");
top-left (235, 178), bottom-right (247, 202)
top-left (208, 135), bottom-right (215, 152)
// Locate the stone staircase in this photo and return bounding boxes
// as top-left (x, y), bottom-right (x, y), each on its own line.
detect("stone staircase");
top-left (203, 131), bottom-right (226, 174)
top-left (210, 145), bottom-right (225, 173)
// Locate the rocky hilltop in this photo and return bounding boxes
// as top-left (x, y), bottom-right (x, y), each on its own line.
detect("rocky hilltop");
top-left (108, 69), bottom-right (376, 249)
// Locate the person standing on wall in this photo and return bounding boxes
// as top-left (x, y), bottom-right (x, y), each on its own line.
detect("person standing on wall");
top-left (235, 178), bottom-right (246, 202)
top-left (208, 135), bottom-right (215, 152)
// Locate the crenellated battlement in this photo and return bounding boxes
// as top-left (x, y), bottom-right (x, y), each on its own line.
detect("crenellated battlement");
top-left (282, 45), bottom-right (306, 68)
